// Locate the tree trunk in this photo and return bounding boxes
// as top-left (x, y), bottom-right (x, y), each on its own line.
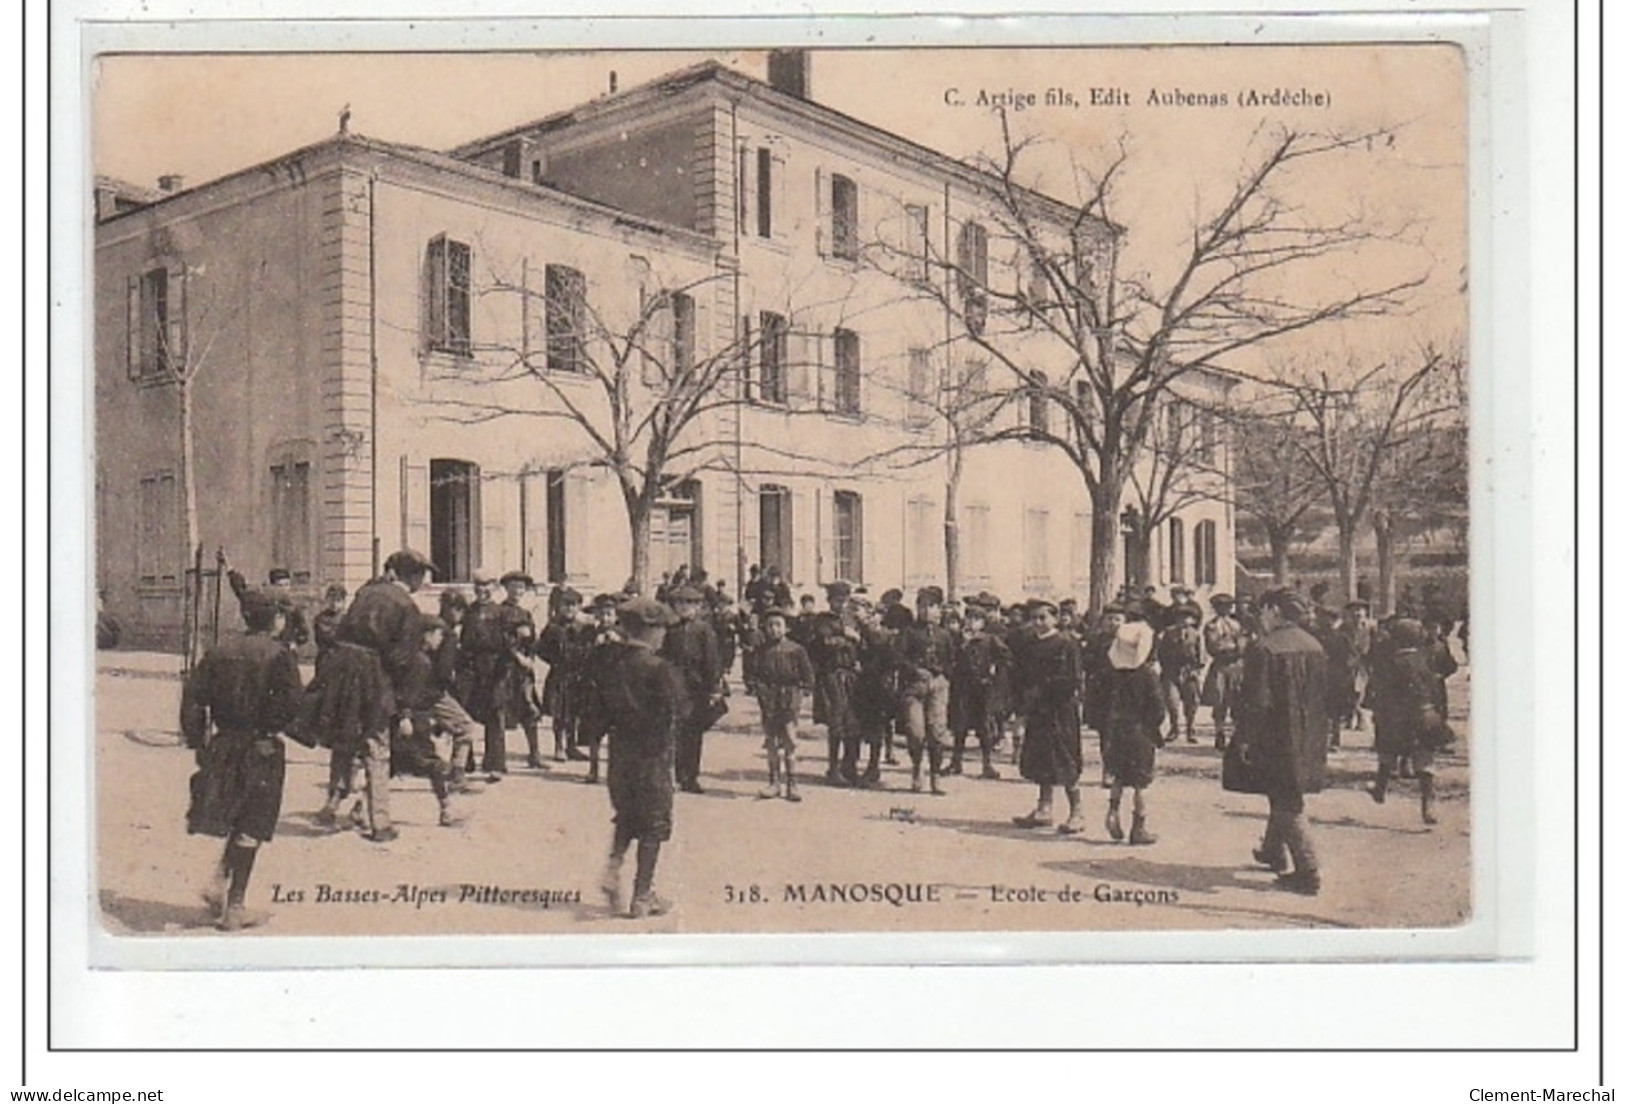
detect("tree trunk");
top-left (1125, 531), bottom-right (1151, 591)
top-left (1268, 525), bottom-right (1293, 584)
top-left (1086, 483), bottom-right (1124, 617)
top-left (1373, 509), bottom-right (1398, 618)
top-left (180, 378), bottom-right (200, 567)
top-left (943, 448), bottom-right (962, 601)
top-left (1336, 523), bottom-right (1359, 606)
top-left (624, 485), bottom-right (654, 596)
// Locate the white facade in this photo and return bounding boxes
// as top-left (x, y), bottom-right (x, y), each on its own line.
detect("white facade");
top-left (95, 61), bottom-right (1235, 644)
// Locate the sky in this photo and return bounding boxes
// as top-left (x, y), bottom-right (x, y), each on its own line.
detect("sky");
top-left (92, 45), bottom-right (1467, 372)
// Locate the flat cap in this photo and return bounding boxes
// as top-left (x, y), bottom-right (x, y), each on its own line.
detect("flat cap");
top-left (385, 548), bottom-right (439, 577)
top-left (590, 592), bottom-right (622, 611)
top-left (1025, 597), bottom-right (1059, 615)
top-left (552, 586), bottom-right (583, 606)
top-left (500, 571), bottom-right (534, 588)
top-left (617, 596), bottom-right (678, 628)
top-left (916, 585), bottom-right (945, 607)
top-left (824, 580), bottom-right (853, 599)
top-left (667, 585), bottom-right (705, 603)
top-left (238, 587), bottom-right (282, 625)
top-left (1209, 593), bottom-right (1235, 607)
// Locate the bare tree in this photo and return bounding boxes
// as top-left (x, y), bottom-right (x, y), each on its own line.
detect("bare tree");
top-left (1367, 368), bottom-right (1468, 614)
top-left (422, 255), bottom-right (842, 595)
top-left (1122, 396), bottom-right (1229, 587)
top-left (1225, 400), bottom-right (1330, 584)
top-left (867, 116), bottom-right (1427, 613)
top-left (1280, 346), bottom-right (1463, 606)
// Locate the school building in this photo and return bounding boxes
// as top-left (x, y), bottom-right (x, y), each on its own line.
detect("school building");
top-left (94, 53), bottom-right (1234, 646)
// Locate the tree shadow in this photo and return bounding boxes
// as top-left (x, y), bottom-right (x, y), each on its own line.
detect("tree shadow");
top-left (899, 812), bottom-right (1124, 847)
top-left (98, 889), bottom-right (218, 934)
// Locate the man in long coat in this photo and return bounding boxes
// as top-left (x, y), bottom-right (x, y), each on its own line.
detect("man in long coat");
top-left (1234, 588), bottom-right (1330, 895)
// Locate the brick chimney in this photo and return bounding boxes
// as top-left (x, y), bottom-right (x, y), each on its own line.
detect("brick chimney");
top-left (157, 174), bottom-right (184, 194)
top-left (766, 49), bottom-right (810, 100)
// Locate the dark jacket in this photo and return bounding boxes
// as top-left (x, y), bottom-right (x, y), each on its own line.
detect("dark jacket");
top-left (1235, 623), bottom-right (1329, 796)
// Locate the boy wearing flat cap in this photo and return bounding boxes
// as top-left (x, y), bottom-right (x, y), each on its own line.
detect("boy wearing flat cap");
top-left (661, 585), bottom-right (724, 793)
top-left (182, 588), bottom-right (304, 930)
top-left (596, 597), bottom-right (687, 918)
top-left (572, 593), bottom-right (625, 785)
top-left (536, 584), bottom-right (589, 765)
top-left (806, 580), bottom-right (863, 786)
top-left (302, 549), bottom-right (437, 844)
top-left (751, 607), bottom-right (815, 801)
top-left (898, 586), bottom-right (955, 794)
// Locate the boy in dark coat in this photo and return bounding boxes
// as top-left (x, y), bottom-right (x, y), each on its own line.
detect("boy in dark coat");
top-left (898, 586), bottom-right (956, 795)
top-left (947, 601), bottom-right (1008, 779)
top-left (806, 581), bottom-right (863, 785)
top-left (1102, 620), bottom-right (1167, 844)
top-left (1155, 605), bottom-right (1204, 745)
top-left (537, 585), bottom-right (590, 763)
top-left (751, 608), bottom-right (815, 801)
top-left (661, 585), bottom-right (724, 793)
top-left (573, 593), bottom-right (625, 785)
top-left (597, 597), bottom-right (688, 919)
top-left (181, 589), bottom-right (304, 931)
top-left (1011, 599), bottom-right (1087, 834)
top-left (1367, 618), bottom-right (1450, 824)
top-left (850, 597), bottom-right (903, 786)
top-left (391, 614), bottom-right (459, 827)
top-left (311, 583), bottom-right (348, 668)
top-left (302, 549), bottom-right (435, 844)
top-left (1200, 593), bottom-right (1246, 750)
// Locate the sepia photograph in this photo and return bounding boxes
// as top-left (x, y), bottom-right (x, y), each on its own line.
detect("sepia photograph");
top-left (87, 40), bottom-right (1474, 949)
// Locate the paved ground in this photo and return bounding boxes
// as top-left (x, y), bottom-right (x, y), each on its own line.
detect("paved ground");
top-left (93, 652), bottom-right (1472, 939)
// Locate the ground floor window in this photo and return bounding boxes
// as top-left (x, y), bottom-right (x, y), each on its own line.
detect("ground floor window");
top-left (1194, 518), bottom-right (1218, 587)
top-left (1168, 516), bottom-right (1186, 585)
top-left (834, 490), bottom-right (863, 583)
top-left (430, 459), bottom-right (480, 583)
top-left (759, 484), bottom-right (793, 581)
top-left (269, 457), bottom-right (313, 582)
top-left (137, 470), bottom-right (180, 587)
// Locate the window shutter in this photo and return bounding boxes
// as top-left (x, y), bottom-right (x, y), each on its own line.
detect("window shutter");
top-left (787, 329), bottom-right (815, 410)
top-left (126, 275), bottom-right (141, 380)
top-left (813, 166), bottom-right (827, 256)
top-left (480, 469), bottom-right (506, 576)
top-left (791, 488), bottom-right (812, 587)
top-left (855, 493), bottom-right (870, 586)
top-left (740, 313), bottom-right (754, 401)
top-left (771, 152), bottom-right (787, 241)
top-left (639, 286), bottom-right (662, 387)
top-left (400, 456), bottom-right (430, 554)
top-left (566, 469), bottom-right (594, 583)
top-left (818, 488), bottom-right (837, 585)
top-left (736, 140), bottom-right (752, 235)
top-left (167, 263), bottom-right (188, 374)
top-left (424, 235), bottom-right (447, 354)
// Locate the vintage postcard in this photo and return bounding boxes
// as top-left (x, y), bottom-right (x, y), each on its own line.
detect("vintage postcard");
top-left (86, 36), bottom-right (1477, 960)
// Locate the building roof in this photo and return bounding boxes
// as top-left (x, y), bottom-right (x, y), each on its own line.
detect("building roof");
top-left (450, 60), bottom-right (1107, 234)
top-left (94, 130), bottom-right (720, 254)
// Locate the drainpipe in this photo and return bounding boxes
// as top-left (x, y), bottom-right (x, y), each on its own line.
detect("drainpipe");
top-left (368, 170), bottom-right (381, 577)
top-left (730, 100), bottom-right (746, 595)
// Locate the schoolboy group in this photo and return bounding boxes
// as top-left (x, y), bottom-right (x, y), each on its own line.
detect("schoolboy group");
top-left (178, 552), bottom-right (1463, 932)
